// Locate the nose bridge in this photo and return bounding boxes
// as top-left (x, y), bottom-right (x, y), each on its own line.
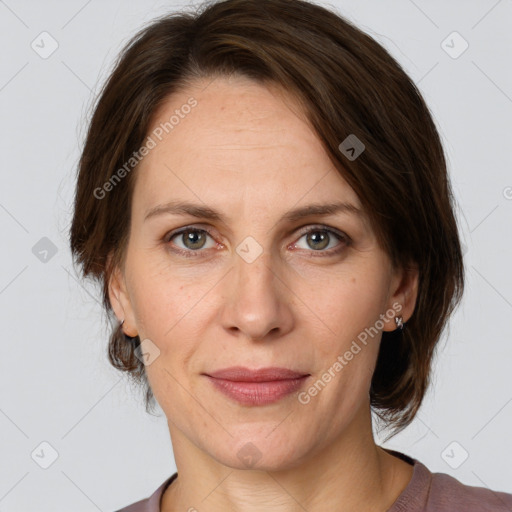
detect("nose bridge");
top-left (235, 239), bottom-right (276, 291)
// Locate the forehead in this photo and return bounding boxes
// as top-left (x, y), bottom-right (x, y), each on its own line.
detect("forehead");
top-left (133, 76), bottom-right (362, 213)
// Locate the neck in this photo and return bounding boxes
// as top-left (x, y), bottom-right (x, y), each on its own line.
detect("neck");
top-left (161, 405), bottom-right (413, 512)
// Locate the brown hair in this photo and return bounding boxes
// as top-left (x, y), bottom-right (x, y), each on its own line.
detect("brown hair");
top-left (69, 0), bottom-right (464, 439)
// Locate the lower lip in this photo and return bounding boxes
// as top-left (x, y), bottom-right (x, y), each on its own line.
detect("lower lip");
top-left (205, 375), bottom-right (309, 406)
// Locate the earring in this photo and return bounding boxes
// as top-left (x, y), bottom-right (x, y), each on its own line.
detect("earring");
top-left (395, 315), bottom-right (404, 331)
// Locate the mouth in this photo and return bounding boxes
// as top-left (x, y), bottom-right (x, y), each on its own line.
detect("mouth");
top-left (203, 366), bottom-right (310, 406)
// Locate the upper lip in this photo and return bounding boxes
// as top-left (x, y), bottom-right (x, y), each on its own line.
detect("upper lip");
top-left (204, 366), bottom-right (309, 382)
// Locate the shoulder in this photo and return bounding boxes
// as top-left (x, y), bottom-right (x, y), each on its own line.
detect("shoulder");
top-left (114, 473), bottom-right (177, 512)
top-left (114, 498), bottom-right (147, 512)
top-left (387, 450), bottom-right (512, 512)
top-left (427, 468), bottom-right (512, 512)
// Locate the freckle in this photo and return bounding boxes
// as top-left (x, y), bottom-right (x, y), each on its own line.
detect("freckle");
top-left (351, 278), bottom-right (356, 284)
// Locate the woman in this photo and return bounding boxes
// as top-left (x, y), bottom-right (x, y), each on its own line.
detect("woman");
top-left (69, 0), bottom-right (512, 510)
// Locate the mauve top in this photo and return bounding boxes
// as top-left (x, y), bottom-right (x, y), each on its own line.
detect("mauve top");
top-left (114, 450), bottom-right (512, 511)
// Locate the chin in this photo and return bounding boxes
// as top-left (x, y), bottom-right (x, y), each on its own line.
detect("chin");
top-left (206, 433), bottom-right (309, 473)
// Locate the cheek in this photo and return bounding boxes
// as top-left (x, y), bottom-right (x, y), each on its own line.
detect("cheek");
top-left (127, 255), bottom-right (195, 337)
top-left (302, 274), bottom-right (385, 413)
top-left (126, 259), bottom-right (212, 371)
top-left (306, 269), bottom-right (388, 353)
top-left (130, 272), bottom-right (201, 408)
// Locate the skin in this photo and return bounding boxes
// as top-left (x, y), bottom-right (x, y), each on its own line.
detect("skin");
top-left (109, 75), bottom-right (419, 512)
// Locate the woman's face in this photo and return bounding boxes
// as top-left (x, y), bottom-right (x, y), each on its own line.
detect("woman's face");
top-left (110, 76), bottom-right (414, 471)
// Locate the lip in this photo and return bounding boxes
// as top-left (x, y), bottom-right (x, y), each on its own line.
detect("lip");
top-left (203, 366), bottom-right (310, 406)
top-left (205, 366), bottom-right (309, 382)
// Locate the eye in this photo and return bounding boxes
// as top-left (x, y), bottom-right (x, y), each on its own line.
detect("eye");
top-left (292, 226), bottom-right (350, 255)
top-left (164, 225), bottom-right (350, 258)
top-left (165, 227), bottom-right (217, 257)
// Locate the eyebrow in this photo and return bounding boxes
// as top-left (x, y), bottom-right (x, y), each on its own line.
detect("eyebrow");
top-left (144, 200), bottom-right (363, 224)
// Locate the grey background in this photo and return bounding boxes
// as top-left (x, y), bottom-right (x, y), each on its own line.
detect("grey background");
top-left (1, 0), bottom-right (511, 510)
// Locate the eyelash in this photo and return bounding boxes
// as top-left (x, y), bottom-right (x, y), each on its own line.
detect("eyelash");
top-left (164, 225), bottom-right (351, 259)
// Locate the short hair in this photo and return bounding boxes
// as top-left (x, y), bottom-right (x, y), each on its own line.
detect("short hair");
top-left (69, 0), bottom-right (465, 439)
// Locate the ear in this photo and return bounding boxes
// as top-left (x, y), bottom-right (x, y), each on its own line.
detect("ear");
top-left (107, 251), bottom-right (138, 337)
top-left (382, 262), bottom-right (419, 332)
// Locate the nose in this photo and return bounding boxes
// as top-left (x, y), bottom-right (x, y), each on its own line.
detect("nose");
top-left (219, 245), bottom-right (294, 342)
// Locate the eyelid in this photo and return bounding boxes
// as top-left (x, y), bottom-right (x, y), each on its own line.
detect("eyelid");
top-left (293, 223), bottom-right (349, 241)
top-left (164, 222), bottom-right (214, 236)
